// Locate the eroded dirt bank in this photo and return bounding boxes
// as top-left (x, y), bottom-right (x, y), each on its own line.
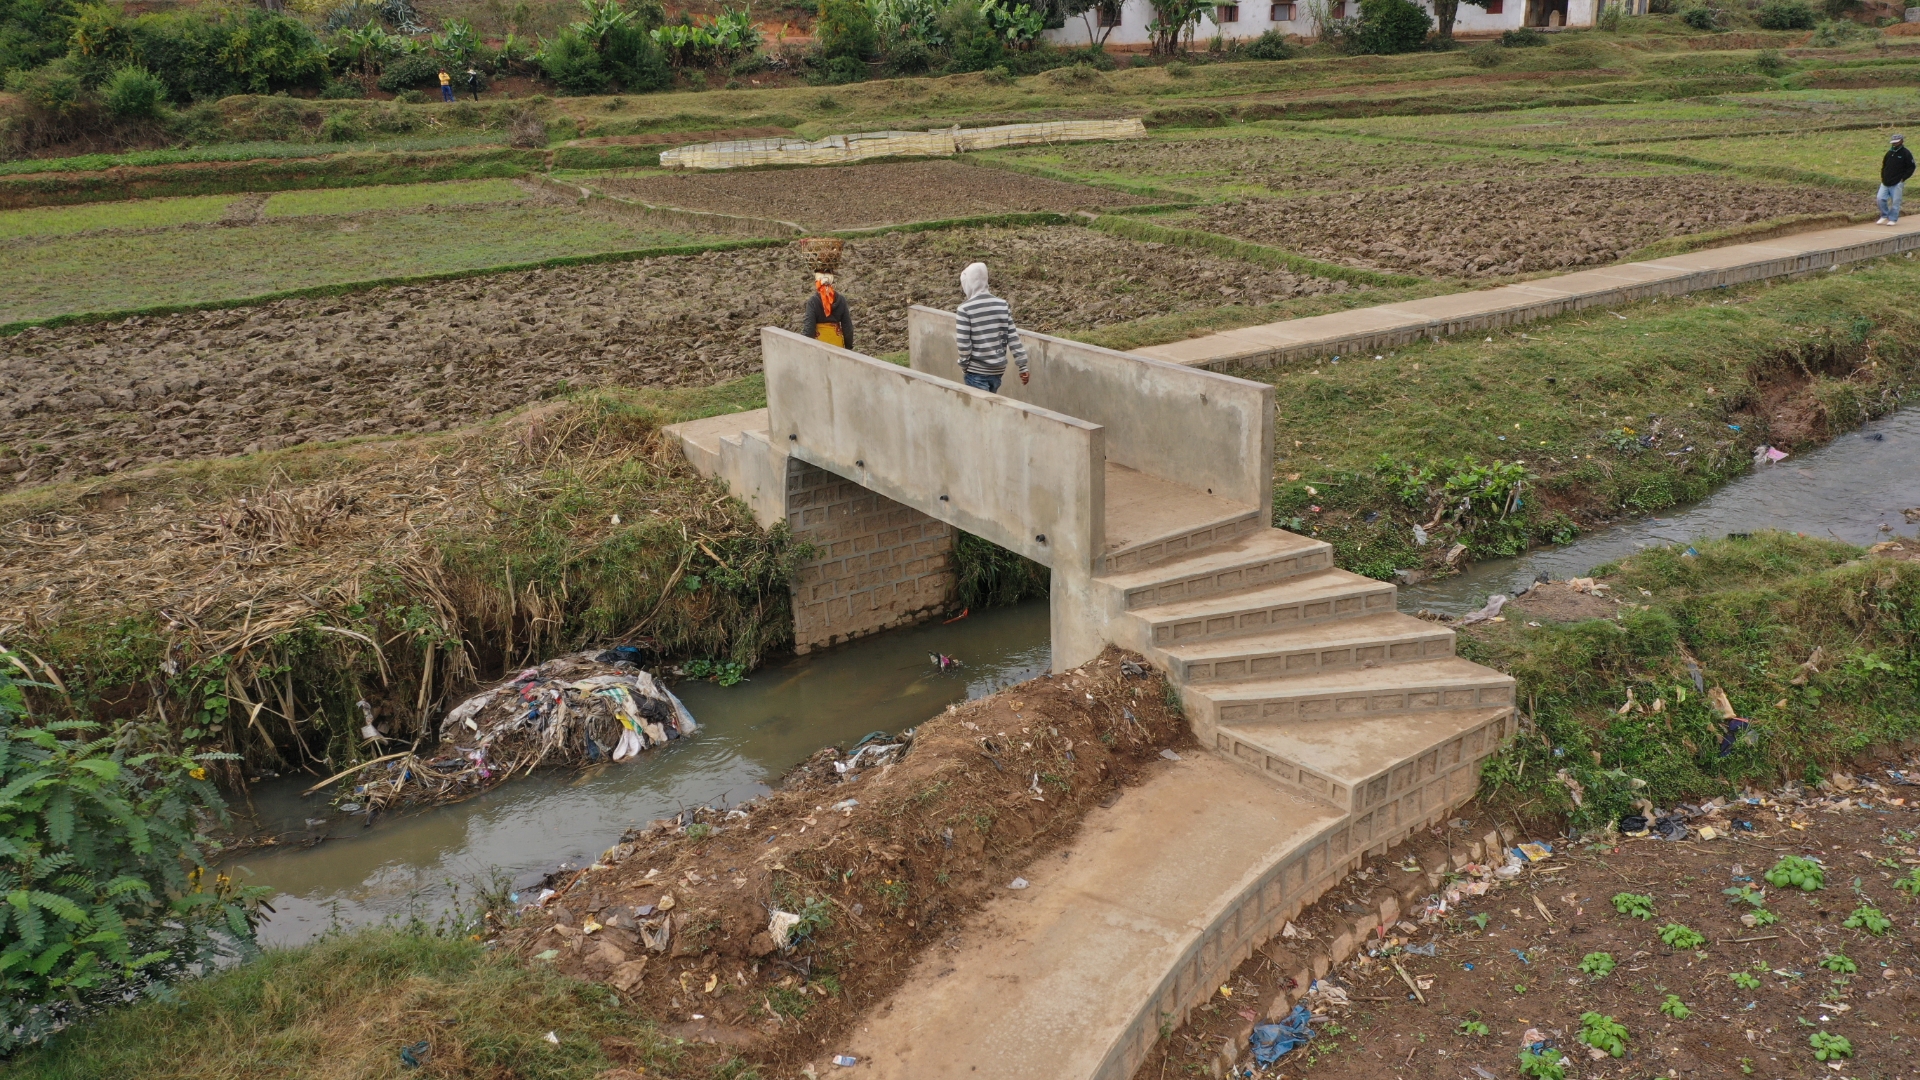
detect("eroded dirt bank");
top-left (0, 225), bottom-right (1343, 491)
top-left (490, 649), bottom-right (1195, 1078)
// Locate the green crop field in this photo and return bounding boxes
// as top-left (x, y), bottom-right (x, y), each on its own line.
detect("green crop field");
top-left (2, 205), bottom-right (717, 323)
top-left (1613, 127), bottom-right (1905, 186)
top-left (0, 195), bottom-right (238, 240)
top-left (262, 178), bottom-right (531, 217)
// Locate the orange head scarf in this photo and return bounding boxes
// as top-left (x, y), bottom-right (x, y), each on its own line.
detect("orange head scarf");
top-left (814, 272), bottom-right (836, 318)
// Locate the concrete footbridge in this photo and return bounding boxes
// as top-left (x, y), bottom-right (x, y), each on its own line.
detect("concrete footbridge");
top-left (665, 313), bottom-right (1514, 1079)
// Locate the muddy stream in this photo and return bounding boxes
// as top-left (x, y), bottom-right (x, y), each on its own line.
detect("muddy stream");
top-left (235, 410), bottom-right (1920, 946)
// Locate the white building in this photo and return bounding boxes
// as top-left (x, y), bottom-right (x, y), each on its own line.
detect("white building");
top-left (1044, 0), bottom-right (1607, 49)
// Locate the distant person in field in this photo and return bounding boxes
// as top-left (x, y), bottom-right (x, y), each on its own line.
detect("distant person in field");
top-left (1878, 134), bottom-right (1914, 225)
top-left (955, 262), bottom-right (1029, 395)
top-left (466, 67), bottom-right (482, 100)
top-left (438, 69), bottom-right (455, 102)
top-left (800, 239), bottom-right (852, 349)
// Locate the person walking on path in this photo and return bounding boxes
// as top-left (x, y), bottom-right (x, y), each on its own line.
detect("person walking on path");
top-left (465, 67), bottom-right (482, 100)
top-left (438, 69), bottom-right (455, 102)
top-left (954, 262), bottom-right (1029, 394)
top-left (1877, 134), bottom-right (1914, 225)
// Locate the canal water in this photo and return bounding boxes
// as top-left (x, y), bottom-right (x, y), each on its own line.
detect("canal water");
top-left (236, 410), bottom-right (1920, 945)
top-left (238, 599), bottom-right (1052, 946)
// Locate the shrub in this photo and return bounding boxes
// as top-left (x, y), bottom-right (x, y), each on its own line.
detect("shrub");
top-left (319, 78), bottom-right (365, 98)
top-left (604, 22), bottom-right (670, 91)
top-left (538, 27), bottom-right (609, 94)
top-left (508, 107), bottom-right (548, 148)
top-left (1468, 41), bottom-right (1502, 66)
top-left (1757, 0), bottom-right (1818, 27)
top-left (4, 60), bottom-right (87, 114)
top-left (319, 110), bottom-right (366, 141)
top-left (816, 0), bottom-right (877, 61)
top-left (1500, 26), bottom-right (1547, 45)
top-left (1350, 0), bottom-right (1431, 54)
top-left (1238, 28), bottom-right (1296, 59)
top-left (1680, 3), bottom-right (1723, 29)
top-left (101, 64), bottom-right (166, 118)
top-left (394, 87), bottom-right (428, 103)
top-left (1754, 47), bottom-right (1788, 76)
top-left (0, 658), bottom-right (270, 1052)
top-left (376, 52), bottom-right (440, 93)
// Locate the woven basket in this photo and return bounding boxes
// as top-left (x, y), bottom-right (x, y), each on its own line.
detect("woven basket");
top-left (797, 237), bottom-right (844, 273)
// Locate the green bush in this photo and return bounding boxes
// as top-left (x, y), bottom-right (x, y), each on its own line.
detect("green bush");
top-left (1238, 28), bottom-right (1296, 59)
top-left (1350, 0), bottom-right (1432, 53)
top-left (0, 0), bottom-right (76, 78)
top-left (375, 51), bottom-right (441, 93)
top-left (319, 77), bottom-right (365, 98)
top-left (538, 27), bottom-right (609, 94)
top-left (1468, 41), bottom-right (1502, 66)
top-left (1680, 3), bottom-right (1724, 29)
top-left (1757, 0), bottom-right (1817, 27)
top-left (0, 656), bottom-right (270, 1052)
top-left (817, 0), bottom-right (878, 60)
top-left (1500, 26), bottom-right (1547, 45)
top-left (319, 109), bottom-right (366, 141)
top-left (3, 58), bottom-right (86, 114)
top-left (100, 63), bottom-right (165, 118)
top-left (604, 21), bottom-right (670, 91)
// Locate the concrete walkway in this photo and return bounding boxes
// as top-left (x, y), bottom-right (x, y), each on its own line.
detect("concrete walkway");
top-left (1136, 218), bottom-right (1920, 371)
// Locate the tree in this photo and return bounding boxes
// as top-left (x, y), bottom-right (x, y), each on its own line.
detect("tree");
top-left (1061, 0), bottom-right (1121, 46)
top-left (1147, 0), bottom-right (1211, 54)
top-left (1351, 0), bottom-right (1429, 53)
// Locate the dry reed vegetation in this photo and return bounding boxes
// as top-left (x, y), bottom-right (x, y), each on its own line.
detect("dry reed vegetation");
top-left (0, 392), bottom-right (802, 785)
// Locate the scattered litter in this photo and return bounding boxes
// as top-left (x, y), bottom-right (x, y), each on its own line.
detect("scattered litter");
top-left (400, 1040), bottom-right (431, 1068)
top-left (543, 1031), bottom-right (561, 1045)
top-left (1404, 942), bottom-right (1438, 956)
top-left (1120, 659), bottom-right (1148, 677)
top-left (1458, 594), bottom-right (1509, 626)
top-left (1008, 877), bottom-right (1029, 889)
top-left (768, 910), bottom-right (803, 950)
top-left (831, 1055), bottom-right (859, 1068)
top-left (1513, 842), bottom-right (1553, 863)
top-left (1249, 1004), bottom-right (1316, 1066)
top-left (1160, 748), bottom-right (1183, 761)
top-left (1281, 921), bottom-right (1313, 939)
top-left (928, 652), bottom-right (961, 671)
top-left (831, 798), bottom-right (859, 812)
top-left (1412, 524), bottom-right (1429, 546)
top-left (1753, 444), bottom-right (1789, 465)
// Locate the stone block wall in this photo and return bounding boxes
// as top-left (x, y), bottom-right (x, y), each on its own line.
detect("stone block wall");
top-left (785, 458), bottom-right (956, 653)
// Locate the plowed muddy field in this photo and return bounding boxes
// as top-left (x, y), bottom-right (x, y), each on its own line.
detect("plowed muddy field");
top-left (0, 225), bottom-right (1344, 490)
top-left (592, 159), bottom-right (1147, 228)
top-left (1189, 175), bottom-right (1858, 277)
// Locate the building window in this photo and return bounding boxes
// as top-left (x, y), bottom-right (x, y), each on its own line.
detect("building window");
top-left (1097, 2), bottom-right (1121, 26)
top-left (1270, 2), bottom-right (1295, 18)
top-left (1217, 3), bottom-right (1239, 20)
top-left (1484, 0), bottom-right (1503, 11)
top-left (1330, 1), bottom-right (1347, 16)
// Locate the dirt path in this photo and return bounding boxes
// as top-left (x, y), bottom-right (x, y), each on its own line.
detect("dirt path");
top-left (0, 225), bottom-right (1343, 492)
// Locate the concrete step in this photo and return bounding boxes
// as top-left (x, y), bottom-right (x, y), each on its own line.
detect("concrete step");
top-left (1214, 707), bottom-right (1513, 814)
top-left (1101, 462), bottom-right (1261, 574)
top-left (660, 407), bottom-right (769, 479)
top-left (1130, 568), bottom-right (1399, 648)
top-left (1192, 656), bottom-right (1515, 727)
top-left (1101, 529), bottom-right (1332, 611)
top-left (1161, 611), bottom-right (1454, 685)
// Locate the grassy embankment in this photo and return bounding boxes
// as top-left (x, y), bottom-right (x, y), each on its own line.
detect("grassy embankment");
top-left (1150, 256), bottom-right (1920, 580)
top-left (8, 534), bottom-right (1915, 1079)
top-left (1, 380), bottom-right (792, 780)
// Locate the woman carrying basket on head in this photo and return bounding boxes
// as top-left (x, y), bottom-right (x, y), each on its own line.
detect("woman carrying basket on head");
top-left (799, 238), bottom-right (853, 350)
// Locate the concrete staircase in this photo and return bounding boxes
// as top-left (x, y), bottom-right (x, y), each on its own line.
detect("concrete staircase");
top-left (1097, 491), bottom-right (1515, 824)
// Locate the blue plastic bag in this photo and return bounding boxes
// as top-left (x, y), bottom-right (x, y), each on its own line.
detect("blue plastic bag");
top-left (1248, 1003), bottom-right (1314, 1067)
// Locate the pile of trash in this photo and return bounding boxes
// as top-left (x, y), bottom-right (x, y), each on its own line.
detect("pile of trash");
top-left (327, 650), bottom-right (697, 814)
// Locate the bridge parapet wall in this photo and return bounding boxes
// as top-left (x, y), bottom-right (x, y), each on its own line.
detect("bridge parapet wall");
top-left (764, 327), bottom-right (1106, 577)
top-left (907, 306), bottom-right (1272, 517)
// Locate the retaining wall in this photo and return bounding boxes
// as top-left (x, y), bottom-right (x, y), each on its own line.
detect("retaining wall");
top-left (785, 457), bottom-right (956, 653)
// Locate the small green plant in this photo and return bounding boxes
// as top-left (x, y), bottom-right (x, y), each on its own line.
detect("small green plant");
top-left (1809, 1031), bottom-right (1852, 1061)
top-left (680, 658), bottom-right (748, 686)
top-left (1579, 951), bottom-right (1617, 978)
top-left (1458, 1020), bottom-right (1490, 1036)
top-left (1723, 885), bottom-right (1767, 907)
top-left (102, 65), bottom-right (168, 119)
top-left (1469, 911), bottom-right (1491, 930)
top-left (1517, 1047), bottom-right (1567, 1080)
top-left (1658, 922), bottom-right (1706, 950)
top-left (1818, 952), bottom-right (1857, 974)
top-left (684, 822), bottom-right (712, 840)
top-left (1746, 908), bottom-right (1780, 927)
top-left (1660, 994), bottom-right (1692, 1019)
top-left (1843, 905), bottom-right (1891, 936)
top-left (1513, 982), bottom-right (1527, 994)
top-left (1766, 855), bottom-right (1825, 891)
top-left (1898, 867), bottom-right (1920, 896)
top-left (871, 877), bottom-right (909, 912)
top-left (1730, 970), bottom-right (1762, 990)
top-left (1578, 1012), bottom-right (1629, 1058)
top-left (1612, 892), bottom-right (1656, 920)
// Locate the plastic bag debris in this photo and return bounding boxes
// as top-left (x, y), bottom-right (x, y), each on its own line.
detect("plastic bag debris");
top-left (1458, 594), bottom-right (1508, 626)
top-left (1249, 1003), bottom-right (1316, 1066)
top-left (1403, 942), bottom-right (1438, 957)
top-left (400, 1040), bottom-right (432, 1068)
top-left (1160, 748), bottom-right (1183, 761)
top-left (769, 910), bottom-right (803, 950)
top-left (1008, 877), bottom-right (1029, 889)
top-left (1512, 842), bottom-right (1552, 863)
top-left (544, 1031), bottom-right (561, 1045)
top-left (832, 1055), bottom-right (859, 1067)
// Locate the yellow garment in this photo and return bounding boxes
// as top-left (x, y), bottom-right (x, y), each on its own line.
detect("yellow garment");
top-left (438, 71), bottom-right (451, 85)
top-left (814, 322), bottom-right (845, 348)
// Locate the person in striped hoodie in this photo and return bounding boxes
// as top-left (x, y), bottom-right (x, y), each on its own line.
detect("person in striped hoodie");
top-left (954, 262), bottom-right (1029, 394)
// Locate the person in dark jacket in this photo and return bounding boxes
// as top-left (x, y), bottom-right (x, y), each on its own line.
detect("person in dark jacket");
top-left (805, 269), bottom-right (853, 349)
top-left (1877, 134), bottom-right (1914, 225)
